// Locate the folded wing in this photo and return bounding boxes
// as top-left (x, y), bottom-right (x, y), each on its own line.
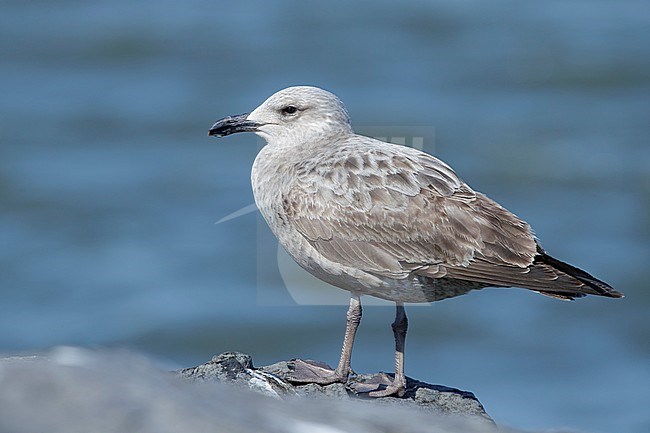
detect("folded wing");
top-left (284, 141), bottom-right (621, 299)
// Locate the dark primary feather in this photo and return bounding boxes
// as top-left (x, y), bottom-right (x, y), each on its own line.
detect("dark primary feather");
top-left (284, 139), bottom-right (621, 300)
top-left (533, 247), bottom-right (623, 298)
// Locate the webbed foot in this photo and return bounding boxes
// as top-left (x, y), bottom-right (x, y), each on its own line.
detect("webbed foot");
top-left (349, 372), bottom-right (406, 397)
top-left (287, 359), bottom-right (349, 385)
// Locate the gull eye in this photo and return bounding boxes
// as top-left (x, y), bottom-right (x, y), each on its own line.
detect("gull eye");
top-left (281, 105), bottom-right (298, 115)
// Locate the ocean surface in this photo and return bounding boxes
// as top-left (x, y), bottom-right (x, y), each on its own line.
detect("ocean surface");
top-left (1, 1), bottom-right (648, 432)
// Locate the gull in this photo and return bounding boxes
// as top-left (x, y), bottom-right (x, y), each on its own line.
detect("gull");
top-left (208, 86), bottom-right (623, 397)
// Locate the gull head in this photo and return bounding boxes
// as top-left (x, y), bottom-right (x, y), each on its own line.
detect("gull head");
top-left (208, 86), bottom-right (353, 145)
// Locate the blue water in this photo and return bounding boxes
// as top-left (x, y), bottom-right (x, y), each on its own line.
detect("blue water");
top-left (1, 1), bottom-right (649, 432)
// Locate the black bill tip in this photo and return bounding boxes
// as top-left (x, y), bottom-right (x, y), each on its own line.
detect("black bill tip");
top-left (208, 112), bottom-right (260, 137)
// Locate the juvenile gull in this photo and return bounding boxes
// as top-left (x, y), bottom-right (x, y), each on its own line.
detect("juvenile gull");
top-left (208, 86), bottom-right (623, 397)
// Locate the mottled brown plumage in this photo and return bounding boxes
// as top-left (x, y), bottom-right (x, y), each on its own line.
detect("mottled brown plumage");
top-left (284, 141), bottom-right (620, 301)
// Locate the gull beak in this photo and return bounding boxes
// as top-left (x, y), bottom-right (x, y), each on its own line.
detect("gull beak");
top-left (208, 113), bottom-right (261, 137)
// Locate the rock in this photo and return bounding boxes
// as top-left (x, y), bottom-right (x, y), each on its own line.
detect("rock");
top-left (178, 352), bottom-right (494, 425)
top-left (0, 347), bottom-right (517, 433)
top-left (178, 352), bottom-right (297, 398)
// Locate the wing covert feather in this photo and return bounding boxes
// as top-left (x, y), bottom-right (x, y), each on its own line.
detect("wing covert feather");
top-left (284, 145), bottom-right (538, 280)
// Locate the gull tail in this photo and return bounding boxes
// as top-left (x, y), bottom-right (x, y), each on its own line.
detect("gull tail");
top-left (532, 249), bottom-right (624, 300)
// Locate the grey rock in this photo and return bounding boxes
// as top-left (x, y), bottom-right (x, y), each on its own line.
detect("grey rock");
top-left (178, 351), bottom-right (297, 398)
top-left (179, 352), bottom-right (494, 425)
top-left (0, 347), bottom-right (509, 433)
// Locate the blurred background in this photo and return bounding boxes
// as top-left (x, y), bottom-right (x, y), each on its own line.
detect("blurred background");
top-left (1, 0), bottom-right (648, 432)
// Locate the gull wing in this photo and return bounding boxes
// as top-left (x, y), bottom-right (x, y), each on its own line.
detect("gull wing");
top-left (283, 139), bottom-right (619, 299)
top-left (284, 141), bottom-right (535, 276)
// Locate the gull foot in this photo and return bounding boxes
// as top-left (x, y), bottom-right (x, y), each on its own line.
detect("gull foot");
top-left (286, 359), bottom-right (348, 385)
top-left (349, 372), bottom-right (406, 398)
top-left (369, 382), bottom-right (406, 397)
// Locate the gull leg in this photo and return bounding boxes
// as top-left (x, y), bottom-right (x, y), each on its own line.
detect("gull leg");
top-left (369, 302), bottom-right (408, 397)
top-left (334, 293), bottom-right (362, 377)
top-left (289, 294), bottom-right (362, 384)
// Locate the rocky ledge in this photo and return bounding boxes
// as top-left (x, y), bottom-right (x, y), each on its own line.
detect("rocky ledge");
top-left (0, 347), bottom-right (513, 433)
top-left (178, 351), bottom-right (494, 425)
